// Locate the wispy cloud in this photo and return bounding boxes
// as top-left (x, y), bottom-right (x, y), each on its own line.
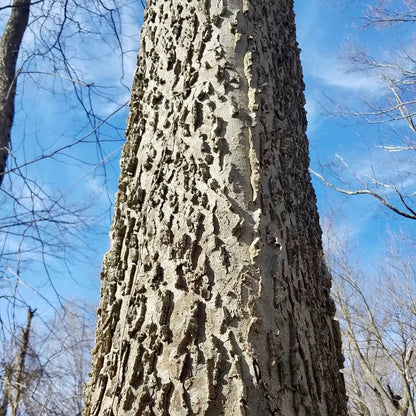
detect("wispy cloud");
top-left (296, 0), bottom-right (385, 95)
top-left (307, 56), bottom-right (383, 94)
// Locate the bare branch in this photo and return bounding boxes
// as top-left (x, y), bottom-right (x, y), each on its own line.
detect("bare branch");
top-left (310, 168), bottom-right (416, 220)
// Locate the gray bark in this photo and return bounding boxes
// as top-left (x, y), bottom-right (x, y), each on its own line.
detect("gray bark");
top-left (0, 0), bottom-right (30, 187)
top-left (85, 0), bottom-right (348, 415)
top-left (0, 366), bottom-right (12, 416)
top-left (11, 308), bottom-right (34, 416)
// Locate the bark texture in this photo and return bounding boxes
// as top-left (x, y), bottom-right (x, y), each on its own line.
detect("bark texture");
top-left (0, 0), bottom-right (30, 187)
top-left (85, 1), bottom-right (348, 415)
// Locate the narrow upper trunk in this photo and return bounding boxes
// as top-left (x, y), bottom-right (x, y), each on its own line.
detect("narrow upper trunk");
top-left (11, 308), bottom-right (34, 416)
top-left (0, 366), bottom-right (12, 416)
top-left (0, 0), bottom-right (30, 187)
top-left (85, 1), bottom-right (348, 415)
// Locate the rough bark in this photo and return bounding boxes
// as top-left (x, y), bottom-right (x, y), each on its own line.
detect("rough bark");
top-left (0, 0), bottom-right (30, 187)
top-left (85, 1), bottom-right (348, 415)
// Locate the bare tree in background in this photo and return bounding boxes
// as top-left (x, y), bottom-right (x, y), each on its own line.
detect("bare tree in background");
top-left (312, 4), bottom-right (416, 413)
top-left (311, 0), bottom-right (416, 221)
top-left (0, 1), bottom-right (142, 413)
top-left (0, 302), bottom-right (96, 416)
top-left (0, 0), bottom-right (142, 326)
top-left (0, 0), bottom-right (30, 188)
top-left (0, 307), bottom-right (34, 416)
top-left (325, 222), bottom-right (416, 416)
top-left (0, 0), bottom-right (137, 185)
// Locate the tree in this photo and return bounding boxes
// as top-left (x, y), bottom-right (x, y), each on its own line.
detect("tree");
top-left (0, 0), bottom-right (142, 254)
top-left (304, 3), bottom-right (416, 413)
top-left (0, 0), bottom-right (134, 187)
top-left (0, 2), bottom-right (142, 413)
top-left (324, 222), bottom-right (416, 416)
top-left (0, 0), bottom-right (142, 344)
top-left (0, 302), bottom-right (96, 416)
top-left (84, 1), bottom-right (348, 414)
top-left (0, 0), bottom-right (30, 188)
top-left (0, 307), bottom-right (34, 416)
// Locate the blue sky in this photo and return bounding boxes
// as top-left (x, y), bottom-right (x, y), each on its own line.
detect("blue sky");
top-left (296, 0), bottom-right (415, 262)
top-left (0, 1), bottom-right (144, 322)
top-left (1, 0), bottom-right (414, 324)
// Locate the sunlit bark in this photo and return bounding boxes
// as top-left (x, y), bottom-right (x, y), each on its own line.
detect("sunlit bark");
top-left (84, 1), bottom-right (348, 415)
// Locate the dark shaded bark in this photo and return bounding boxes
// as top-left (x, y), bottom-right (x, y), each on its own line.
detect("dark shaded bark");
top-left (0, 0), bottom-right (30, 187)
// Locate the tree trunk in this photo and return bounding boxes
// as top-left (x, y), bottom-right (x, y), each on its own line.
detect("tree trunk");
top-left (0, 0), bottom-right (30, 187)
top-left (11, 307), bottom-right (34, 416)
top-left (84, 1), bottom-right (348, 415)
top-left (0, 366), bottom-right (13, 416)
